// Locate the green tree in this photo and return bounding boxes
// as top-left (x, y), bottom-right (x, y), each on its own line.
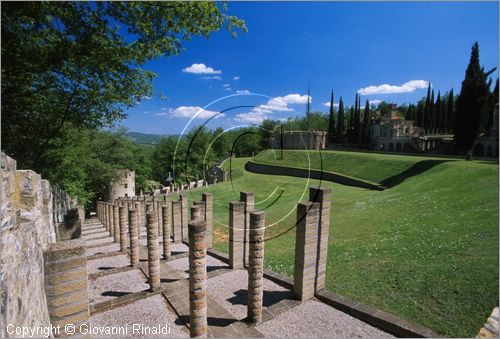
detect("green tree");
top-left (1, 1), bottom-right (246, 174)
top-left (454, 42), bottom-right (496, 154)
top-left (327, 91), bottom-right (336, 143)
top-left (424, 82), bottom-right (432, 131)
top-left (337, 97), bottom-right (345, 140)
top-left (434, 91), bottom-right (442, 132)
top-left (362, 99), bottom-right (371, 145)
top-left (447, 89), bottom-right (455, 133)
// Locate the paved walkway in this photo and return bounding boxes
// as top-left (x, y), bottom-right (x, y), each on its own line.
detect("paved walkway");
top-left (82, 217), bottom-right (393, 338)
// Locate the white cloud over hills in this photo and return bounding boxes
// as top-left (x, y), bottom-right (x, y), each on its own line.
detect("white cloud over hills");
top-left (357, 80), bottom-right (429, 95)
top-left (234, 93), bottom-right (311, 124)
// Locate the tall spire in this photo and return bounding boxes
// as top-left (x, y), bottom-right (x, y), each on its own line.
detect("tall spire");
top-left (306, 79), bottom-right (311, 131)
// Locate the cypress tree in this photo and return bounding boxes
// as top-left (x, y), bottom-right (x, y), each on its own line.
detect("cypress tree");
top-left (424, 82), bottom-right (431, 131)
top-left (327, 90), bottom-right (336, 142)
top-left (337, 96), bottom-right (344, 140)
top-left (434, 91), bottom-right (441, 132)
top-left (454, 42), bottom-right (496, 154)
top-left (429, 89), bottom-right (435, 132)
top-left (484, 78), bottom-right (499, 135)
top-left (362, 99), bottom-right (370, 145)
top-left (447, 88), bottom-right (454, 133)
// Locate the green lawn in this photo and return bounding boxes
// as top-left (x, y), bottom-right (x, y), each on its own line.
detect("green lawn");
top-left (183, 151), bottom-right (498, 337)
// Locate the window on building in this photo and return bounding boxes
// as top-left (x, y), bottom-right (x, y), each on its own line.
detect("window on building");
top-left (125, 193), bottom-right (128, 197)
top-left (124, 183), bottom-right (127, 189)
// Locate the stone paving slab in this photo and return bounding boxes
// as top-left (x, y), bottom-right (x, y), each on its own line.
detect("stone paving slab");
top-left (89, 269), bottom-right (149, 304)
top-left (87, 243), bottom-right (121, 257)
top-left (207, 269), bottom-right (295, 321)
top-left (85, 236), bottom-right (115, 247)
top-left (256, 299), bottom-right (393, 338)
top-left (90, 294), bottom-right (189, 338)
top-left (87, 254), bottom-right (130, 275)
top-left (83, 231), bottom-right (112, 241)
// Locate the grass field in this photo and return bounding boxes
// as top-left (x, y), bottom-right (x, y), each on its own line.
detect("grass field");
top-left (182, 150), bottom-right (498, 337)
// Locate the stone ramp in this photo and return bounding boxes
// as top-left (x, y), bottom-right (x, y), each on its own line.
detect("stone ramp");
top-left (82, 217), bottom-right (393, 338)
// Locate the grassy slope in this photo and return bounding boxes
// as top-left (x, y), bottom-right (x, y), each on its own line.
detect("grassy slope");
top-left (185, 154), bottom-right (498, 337)
top-left (253, 149), bottom-right (462, 185)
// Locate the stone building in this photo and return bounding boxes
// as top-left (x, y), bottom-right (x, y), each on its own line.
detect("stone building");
top-left (282, 130), bottom-right (327, 150)
top-left (107, 169), bottom-right (135, 200)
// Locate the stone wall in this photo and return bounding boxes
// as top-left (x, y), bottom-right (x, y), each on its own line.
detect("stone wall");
top-left (0, 152), bottom-right (82, 337)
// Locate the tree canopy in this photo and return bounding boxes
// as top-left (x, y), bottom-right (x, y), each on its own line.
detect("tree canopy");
top-left (1, 1), bottom-right (246, 172)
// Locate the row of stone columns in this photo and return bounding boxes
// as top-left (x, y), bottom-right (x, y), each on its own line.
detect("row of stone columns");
top-left (96, 186), bottom-right (329, 337)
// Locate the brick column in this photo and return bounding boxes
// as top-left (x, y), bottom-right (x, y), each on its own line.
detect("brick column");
top-left (128, 209), bottom-right (140, 268)
top-left (157, 200), bottom-right (163, 237)
top-left (162, 205), bottom-right (171, 259)
top-left (191, 204), bottom-right (202, 222)
top-left (247, 211), bottom-right (265, 324)
top-left (119, 206), bottom-right (128, 253)
top-left (172, 201), bottom-right (182, 243)
top-left (180, 194), bottom-right (188, 242)
top-left (293, 201), bottom-right (319, 301)
top-left (146, 212), bottom-right (161, 291)
top-left (113, 204), bottom-right (119, 243)
top-left (229, 201), bottom-right (245, 269)
top-left (202, 193), bottom-right (213, 249)
top-left (240, 192), bottom-right (255, 268)
top-left (309, 186), bottom-right (331, 292)
top-left (108, 203), bottom-right (114, 238)
top-left (188, 220), bottom-right (208, 338)
top-left (44, 239), bottom-right (90, 337)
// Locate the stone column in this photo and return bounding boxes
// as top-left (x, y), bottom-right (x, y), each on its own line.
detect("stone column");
top-left (202, 193), bottom-right (213, 249)
top-left (103, 203), bottom-right (108, 231)
top-left (240, 192), bottom-right (255, 268)
top-left (293, 201), bottom-right (319, 301)
top-left (162, 205), bottom-right (171, 259)
top-left (128, 209), bottom-right (140, 268)
top-left (229, 201), bottom-right (245, 269)
top-left (157, 200), bottom-right (163, 237)
top-left (172, 201), bottom-right (182, 243)
top-left (113, 204), bottom-right (119, 243)
top-left (44, 239), bottom-right (90, 337)
top-left (191, 202), bottom-right (203, 222)
top-left (119, 206), bottom-right (128, 253)
top-left (180, 194), bottom-right (188, 242)
top-left (146, 212), bottom-right (161, 291)
top-left (188, 220), bottom-right (208, 338)
top-left (309, 186), bottom-right (331, 292)
top-left (108, 203), bottom-right (114, 238)
top-left (247, 211), bottom-right (265, 324)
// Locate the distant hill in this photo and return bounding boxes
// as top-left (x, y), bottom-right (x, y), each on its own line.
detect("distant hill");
top-left (125, 132), bottom-right (165, 145)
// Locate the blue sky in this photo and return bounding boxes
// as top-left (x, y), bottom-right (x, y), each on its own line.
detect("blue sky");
top-left (118, 1), bottom-right (499, 135)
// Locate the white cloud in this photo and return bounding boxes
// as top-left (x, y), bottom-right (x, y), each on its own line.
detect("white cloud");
top-left (144, 110), bottom-right (150, 114)
top-left (368, 99), bottom-right (382, 105)
top-left (222, 83), bottom-right (230, 87)
top-left (169, 106), bottom-right (223, 119)
top-left (142, 95), bottom-right (152, 100)
top-left (224, 87), bottom-right (232, 91)
top-left (182, 63), bottom-right (222, 74)
top-left (358, 80), bottom-right (429, 95)
top-left (233, 92), bottom-right (309, 124)
top-left (154, 112), bottom-right (168, 116)
top-left (201, 76), bottom-right (222, 80)
top-left (233, 76), bottom-right (240, 80)
top-left (234, 111), bottom-right (268, 124)
top-left (322, 101), bottom-right (339, 108)
top-left (273, 93), bottom-right (311, 104)
top-left (236, 89), bottom-right (251, 94)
